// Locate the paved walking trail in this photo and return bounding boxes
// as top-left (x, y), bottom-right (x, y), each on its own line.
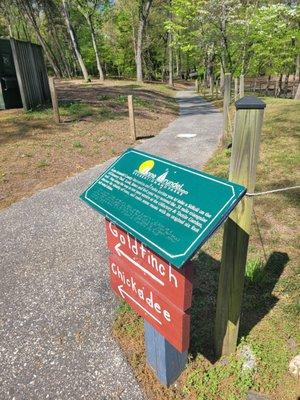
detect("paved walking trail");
top-left (0, 90), bottom-right (222, 399)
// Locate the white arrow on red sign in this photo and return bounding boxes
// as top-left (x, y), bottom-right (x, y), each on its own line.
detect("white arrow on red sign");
top-left (109, 255), bottom-right (190, 352)
top-left (118, 284), bottom-right (162, 325)
top-left (106, 220), bottom-right (193, 311)
top-left (114, 243), bottom-right (164, 286)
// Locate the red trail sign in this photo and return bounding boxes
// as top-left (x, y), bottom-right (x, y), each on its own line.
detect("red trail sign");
top-left (109, 255), bottom-right (190, 352)
top-left (105, 220), bottom-right (193, 311)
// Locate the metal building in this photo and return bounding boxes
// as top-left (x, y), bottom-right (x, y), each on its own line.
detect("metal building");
top-left (0, 38), bottom-right (50, 110)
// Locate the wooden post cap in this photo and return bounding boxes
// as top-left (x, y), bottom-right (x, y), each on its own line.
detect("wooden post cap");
top-left (235, 96), bottom-right (266, 110)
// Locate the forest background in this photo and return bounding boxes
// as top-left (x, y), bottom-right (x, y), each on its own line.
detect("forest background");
top-left (0, 0), bottom-right (299, 86)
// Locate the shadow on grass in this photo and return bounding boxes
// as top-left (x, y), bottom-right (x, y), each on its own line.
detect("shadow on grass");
top-left (189, 250), bottom-right (289, 363)
top-left (57, 84), bottom-right (178, 112)
top-left (0, 119), bottom-right (52, 145)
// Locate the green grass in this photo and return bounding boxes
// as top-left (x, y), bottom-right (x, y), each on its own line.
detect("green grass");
top-left (245, 259), bottom-right (265, 285)
top-left (112, 97), bottom-right (300, 400)
top-left (183, 354), bottom-right (254, 400)
top-left (24, 107), bottom-right (52, 120)
top-left (73, 141), bottom-right (84, 149)
top-left (98, 94), bottom-right (110, 101)
top-left (37, 159), bottom-right (50, 168)
top-left (22, 102), bottom-right (95, 121)
top-left (60, 102), bottom-right (94, 118)
top-left (116, 94), bottom-right (154, 109)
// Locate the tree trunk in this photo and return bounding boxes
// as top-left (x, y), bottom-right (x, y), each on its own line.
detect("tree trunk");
top-left (175, 50), bottom-right (180, 78)
top-left (220, 1), bottom-right (232, 73)
top-left (294, 83), bottom-right (300, 100)
top-left (86, 14), bottom-right (104, 81)
top-left (136, 21), bottom-right (143, 82)
top-left (8, 24), bottom-right (13, 37)
top-left (168, 30), bottom-right (173, 86)
top-left (136, 0), bottom-right (153, 83)
top-left (295, 54), bottom-right (299, 79)
top-left (278, 73), bottom-right (283, 96)
top-left (62, 0), bottom-right (90, 82)
top-left (29, 21), bottom-right (61, 77)
top-left (220, 64), bottom-right (225, 94)
top-left (161, 35), bottom-right (168, 82)
top-left (16, 0), bottom-right (62, 77)
top-left (284, 74), bottom-right (289, 98)
top-left (45, 9), bottom-right (72, 78)
top-left (265, 75), bottom-right (271, 95)
top-left (48, 24), bottom-right (72, 78)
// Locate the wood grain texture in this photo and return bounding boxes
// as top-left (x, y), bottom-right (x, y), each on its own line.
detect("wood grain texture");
top-left (144, 320), bottom-right (188, 386)
top-left (215, 103), bottom-right (265, 357)
top-left (128, 95), bottom-right (136, 140)
top-left (49, 77), bottom-right (60, 124)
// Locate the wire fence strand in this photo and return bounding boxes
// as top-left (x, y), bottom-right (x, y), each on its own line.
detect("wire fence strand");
top-left (246, 185), bottom-right (300, 197)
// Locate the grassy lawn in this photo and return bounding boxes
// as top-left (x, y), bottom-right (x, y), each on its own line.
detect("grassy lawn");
top-left (0, 79), bottom-right (179, 209)
top-left (112, 97), bottom-right (300, 400)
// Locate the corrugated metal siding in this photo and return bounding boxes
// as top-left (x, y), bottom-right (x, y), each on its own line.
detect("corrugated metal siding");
top-left (10, 38), bottom-right (50, 110)
top-left (0, 38), bottom-right (22, 109)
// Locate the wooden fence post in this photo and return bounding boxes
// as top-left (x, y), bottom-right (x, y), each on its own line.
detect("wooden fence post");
top-left (239, 75), bottom-right (245, 98)
top-left (49, 77), bottom-right (60, 124)
top-left (223, 73), bottom-right (231, 139)
top-left (214, 96), bottom-right (266, 358)
top-left (128, 95), bottom-right (137, 140)
top-left (234, 77), bottom-right (239, 101)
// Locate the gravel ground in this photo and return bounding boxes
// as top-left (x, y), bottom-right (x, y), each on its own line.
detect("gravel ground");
top-left (0, 90), bottom-right (222, 399)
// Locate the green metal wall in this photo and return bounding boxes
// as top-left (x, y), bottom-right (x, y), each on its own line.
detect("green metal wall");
top-left (10, 38), bottom-right (51, 110)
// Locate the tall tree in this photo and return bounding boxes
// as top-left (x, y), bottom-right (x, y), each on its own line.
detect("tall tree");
top-left (75, 0), bottom-right (105, 81)
top-left (166, 0), bottom-right (174, 86)
top-left (14, 0), bottom-right (62, 76)
top-left (61, 0), bottom-right (90, 82)
top-left (136, 0), bottom-right (153, 82)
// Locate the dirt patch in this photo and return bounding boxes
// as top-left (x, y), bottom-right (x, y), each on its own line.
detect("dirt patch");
top-left (0, 79), bottom-right (180, 209)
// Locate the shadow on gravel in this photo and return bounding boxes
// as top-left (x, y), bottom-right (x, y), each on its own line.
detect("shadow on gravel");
top-left (177, 96), bottom-right (220, 116)
top-left (189, 250), bottom-right (289, 363)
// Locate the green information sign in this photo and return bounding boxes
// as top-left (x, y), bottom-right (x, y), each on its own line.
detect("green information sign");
top-left (80, 148), bottom-right (246, 268)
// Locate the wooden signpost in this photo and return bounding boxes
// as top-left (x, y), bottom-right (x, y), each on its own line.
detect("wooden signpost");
top-left (106, 221), bottom-right (193, 352)
top-left (48, 76), bottom-right (60, 124)
top-left (80, 148), bottom-right (246, 386)
top-left (215, 96), bottom-right (266, 357)
top-left (128, 95), bottom-right (136, 140)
